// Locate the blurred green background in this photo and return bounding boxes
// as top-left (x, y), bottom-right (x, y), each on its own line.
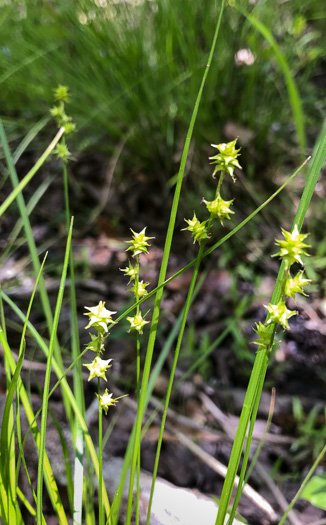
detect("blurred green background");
top-left (1, 0), bottom-right (326, 286)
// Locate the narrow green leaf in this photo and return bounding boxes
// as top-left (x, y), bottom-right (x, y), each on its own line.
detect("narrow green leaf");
top-left (36, 218), bottom-right (74, 525)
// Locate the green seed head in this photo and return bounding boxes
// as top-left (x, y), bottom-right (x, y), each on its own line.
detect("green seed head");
top-left (125, 227), bottom-right (154, 257)
top-left (265, 300), bottom-right (296, 330)
top-left (273, 224), bottom-right (310, 266)
top-left (54, 85), bottom-right (70, 103)
top-left (203, 192), bottom-right (234, 225)
top-left (209, 138), bottom-right (242, 181)
top-left (284, 272), bottom-right (311, 302)
top-left (182, 213), bottom-right (209, 244)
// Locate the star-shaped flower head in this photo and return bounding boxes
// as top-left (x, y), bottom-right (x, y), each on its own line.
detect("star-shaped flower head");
top-left (120, 261), bottom-right (137, 283)
top-left (209, 139), bottom-right (242, 181)
top-left (83, 356), bottom-right (112, 381)
top-left (273, 224), bottom-right (310, 266)
top-left (203, 193), bottom-right (234, 225)
top-left (125, 227), bottom-right (154, 257)
top-left (97, 389), bottom-right (127, 415)
top-left (129, 280), bottom-right (149, 298)
top-left (181, 213), bottom-right (209, 244)
top-left (84, 301), bottom-right (116, 334)
top-left (265, 300), bottom-right (296, 330)
top-left (127, 312), bottom-right (149, 334)
top-left (284, 272), bottom-right (311, 302)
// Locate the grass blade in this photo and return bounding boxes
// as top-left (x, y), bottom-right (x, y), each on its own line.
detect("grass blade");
top-left (0, 121), bottom-right (64, 218)
top-left (36, 217), bottom-right (74, 524)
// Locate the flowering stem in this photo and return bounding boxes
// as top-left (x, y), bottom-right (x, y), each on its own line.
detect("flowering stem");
top-left (216, 172), bottom-right (224, 194)
top-left (146, 238), bottom-right (207, 524)
top-left (98, 376), bottom-right (103, 525)
top-left (135, 255), bottom-right (140, 525)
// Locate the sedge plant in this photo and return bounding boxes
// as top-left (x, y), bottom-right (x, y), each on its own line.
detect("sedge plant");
top-left (1, 6), bottom-right (326, 525)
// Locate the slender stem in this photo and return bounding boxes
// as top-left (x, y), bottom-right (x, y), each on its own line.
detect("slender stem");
top-left (62, 136), bottom-right (85, 524)
top-left (98, 376), bottom-right (103, 525)
top-left (135, 255), bottom-right (140, 525)
top-left (0, 124), bottom-right (64, 218)
top-left (146, 240), bottom-right (205, 524)
top-left (36, 217), bottom-right (73, 524)
top-left (278, 444), bottom-right (326, 525)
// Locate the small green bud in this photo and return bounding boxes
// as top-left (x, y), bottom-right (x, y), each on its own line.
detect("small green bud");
top-left (127, 312), bottom-right (149, 334)
top-left (209, 138), bottom-right (242, 181)
top-left (55, 143), bottom-right (71, 162)
top-left (129, 280), bottom-right (149, 297)
top-left (273, 224), bottom-right (310, 266)
top-left (85, 333), bottom-right (105, 353)
top-left (284, 272), bottom-right (311, 302)
top-left (265, 300), bottom-right (296, 330)
top-left (182, 213), bottom-right (209, 244)
top-left (125, 227), bottom-right (154, 257)
top-left (54, 85), bottom-right (70, 103)
top-left (50, 105), bottom-right (65, 121)
top-left (252, 322), bottom-right (277, 352)
top-left (203, 192), bottom-right (234, 225)
top-left (120, 261), bottom-right (138, 283)
top-left (62, 121), bottom-right (76, 135)
top-left (83, 356), bottom-right (112, 381)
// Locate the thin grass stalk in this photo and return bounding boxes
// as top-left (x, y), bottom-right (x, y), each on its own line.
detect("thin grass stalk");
top-left (98, 378), bottom-right (104, 525)
top-left (36, 217), bottom-right (74, 524)
top-left (14, 254), bottom-right (48, 521)
top-left (216, 124), bottom-right (326, 525)
top-left (0, 290), bottom-right (18, 524)
top-left (62, 139), bottom-right (85, 524)
top-left (49, 408), bottom-right (74, 511)
top-left (2, 355), bottom-right (21, 523)
top-left (0, 176), bottom-right (54, 264)
top-left (145, 240), bottom-right (205, 524)
top-left (12, 116), bottom-right (50, 164)
top-left (278, 444), bottom-right (326, 525)
top-left (0, 121), bottom-right (64, 217)
top-left (125, 3), bottom-right (226, 520)
top-left (226, 370), bottom-right (267, 525)
top-left (135, 254), bottom-right (141, 525)
top-left (16, 487), bottom-right (38, 520)
top-left (243, 388), bottom-right (276, 486)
